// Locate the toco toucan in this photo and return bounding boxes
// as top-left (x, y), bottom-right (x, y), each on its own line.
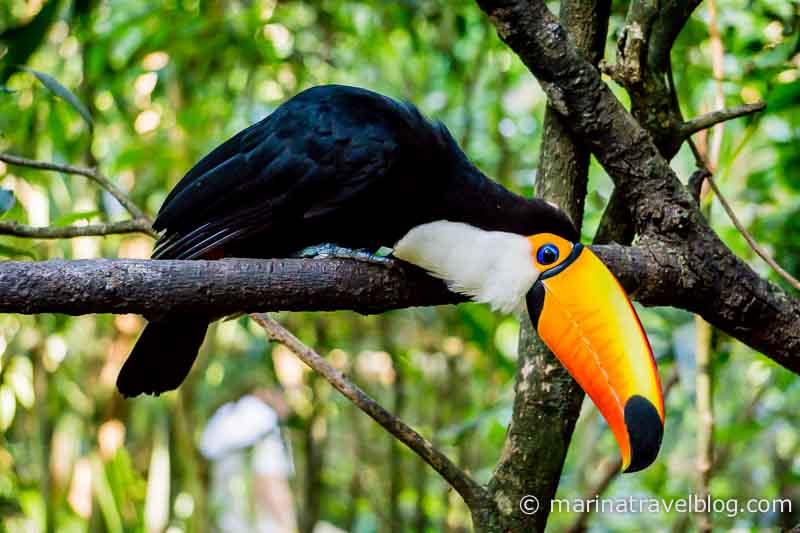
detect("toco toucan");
top-left (119, 84), bottom-right (664, 473)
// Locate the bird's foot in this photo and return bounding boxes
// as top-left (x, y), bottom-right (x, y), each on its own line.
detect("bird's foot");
top-left (292, 244), bottom-right (395, 266)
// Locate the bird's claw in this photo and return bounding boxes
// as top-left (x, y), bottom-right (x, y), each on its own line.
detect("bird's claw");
top-left (292, 244), bottom-right (395, 266)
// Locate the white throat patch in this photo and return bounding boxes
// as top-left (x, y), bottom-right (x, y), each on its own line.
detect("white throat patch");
top-left (393, 221), bottom-right (540, 314)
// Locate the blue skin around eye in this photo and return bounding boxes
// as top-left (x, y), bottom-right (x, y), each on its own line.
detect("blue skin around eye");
top-left (537, 244), bottom-right (559, 265)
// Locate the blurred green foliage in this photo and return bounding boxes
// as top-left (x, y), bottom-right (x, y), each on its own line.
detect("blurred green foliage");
top-left (0, 0), bottom-right (799, 531)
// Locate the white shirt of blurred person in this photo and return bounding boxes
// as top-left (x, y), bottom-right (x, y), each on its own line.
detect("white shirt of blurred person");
top-left (200, 394), bottom-right (298, 533)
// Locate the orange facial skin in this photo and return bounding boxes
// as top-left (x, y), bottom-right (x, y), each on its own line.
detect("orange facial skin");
top-left (526, 234), bottom-right (665, 472)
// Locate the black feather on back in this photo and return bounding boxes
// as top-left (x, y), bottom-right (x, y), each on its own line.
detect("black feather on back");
top-left (152, 84), bottom-right (577, 260)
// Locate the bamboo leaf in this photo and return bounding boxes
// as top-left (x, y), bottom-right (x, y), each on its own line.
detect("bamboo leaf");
top-left (7, 357), bottom-right (34, 409)
top-left (0, 385), bottom-right (16, 431)
top-left (52, 210), bottom-right (103, 227)
top-left (91, 455), bottom-right (124, 533)
top-left (20, 67), bottom-right (94, 127)
top-left (0, 243), bottom-right (36, 260)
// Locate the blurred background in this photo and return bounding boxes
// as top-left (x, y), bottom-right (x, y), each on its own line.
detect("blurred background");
top-left (0, 0), bottom-right (799, 531)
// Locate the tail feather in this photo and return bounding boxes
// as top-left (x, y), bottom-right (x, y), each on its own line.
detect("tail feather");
top-left (117, 317), bottom-right (209, 397)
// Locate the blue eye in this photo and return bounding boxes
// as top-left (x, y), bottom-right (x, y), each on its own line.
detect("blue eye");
top-left (536, 244), bottom-right (560, 265)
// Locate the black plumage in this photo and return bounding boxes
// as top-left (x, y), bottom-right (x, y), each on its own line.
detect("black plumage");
top-left (118, 84), bottom-right (578, 396)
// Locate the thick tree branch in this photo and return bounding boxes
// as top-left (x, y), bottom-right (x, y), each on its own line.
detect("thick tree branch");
top-left (0, 257), bottom-right (464, 317)
top-left (478, 0), bottom-right (682, 202)
top-left (0, 152), bottom-right (154, 230)
top-left (594, 187), bottom-right (635, 245)
top-left (680, 102), bottom-right (767, 137)
top-left (0, 248), bottom-right (665, 316)
top-left (250, 313), bottom-right (487, 510)
top-left (597, 0), bottom-right (702, 159)
top-left (0, 218), bottom-right (154, 238)
top-left (1, 240), bottom-right (798, 372)
top-left (476, 0), bottom-right (800, 374)
top-left (647, 0), bottom-right (704, 72)
top-left (593, 0), bottom-right (705, 250)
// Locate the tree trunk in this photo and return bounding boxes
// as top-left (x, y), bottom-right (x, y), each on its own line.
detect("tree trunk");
top-left (472, 1), bottom-right (611, 530)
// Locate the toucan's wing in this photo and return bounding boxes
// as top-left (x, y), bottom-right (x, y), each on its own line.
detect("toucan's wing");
top-left (152, 85), bottom-right (446, 259)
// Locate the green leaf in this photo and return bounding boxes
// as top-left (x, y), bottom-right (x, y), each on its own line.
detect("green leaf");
top-left (0, 189), bottom-right (14, 214)
top-left (7, 357), bottom-right (34, 410)
top-left (0, 243), bottom-right (36, 260)
top-left (768, 78), bottom-right (800, 112)
top-left (20, 67), bottom-right (94, 128)
top-left (0, 385), bottom-right (16, 431)
top-left (51, 210), bottom-right (102, 227)
top-left (0, 0), bottom-right (61, 84)
top-left (0, 494), bottom-right (23, 518)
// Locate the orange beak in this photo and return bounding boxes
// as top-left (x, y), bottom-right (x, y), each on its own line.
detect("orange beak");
top-left (526, 237), bottom-right (665, 472)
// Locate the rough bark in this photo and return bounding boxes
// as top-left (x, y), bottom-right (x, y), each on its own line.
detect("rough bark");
top-left (1, 239), bottom-right (798, 372)
top-left (0, 258), bottom-right (463, 317)
top-left (474, 1), bottom-right (611, 530)
top-left (593, 187), bottom-right (635, 246)
top-left (476, 0), bottom-right (800, 373)
top-left (0, 246), bottom-right (659, 315)
top-left (597, 0), bottom-right (703, 159)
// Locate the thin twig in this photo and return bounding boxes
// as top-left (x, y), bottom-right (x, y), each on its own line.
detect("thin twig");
top-left (249, 313), bottom-right (487, 509)
top-left (670, 380), bottom-right (768, 533)
top-left (565, 458), bottom-right (621, 533)
top-left (689, 118), bottom-right (800, 292)
top-left (0, 218), bottom-right (154, 239)
top-left (687, 168), bottom-right (711, 203)
top-left (680, 102), bottom-right (766, 138)
top-left (711, 383), bottom-right (768, 471)
top-left (0, 152), bottom-right (153, 226)
top-left (682, 64), bottom-right (799, 291)
top-left (704, 174), bottom-right (800, 291)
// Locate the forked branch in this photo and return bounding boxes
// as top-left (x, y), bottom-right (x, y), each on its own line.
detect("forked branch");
top-left (0, 152), bottom-right (155, 234)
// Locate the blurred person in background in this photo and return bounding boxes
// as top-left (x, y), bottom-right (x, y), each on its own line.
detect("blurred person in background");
top-left (200, 389), bottom-right (298, 533)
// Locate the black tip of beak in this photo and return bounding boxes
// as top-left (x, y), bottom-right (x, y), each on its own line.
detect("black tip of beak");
top-left (623, 395), bottom-right (663, 473)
